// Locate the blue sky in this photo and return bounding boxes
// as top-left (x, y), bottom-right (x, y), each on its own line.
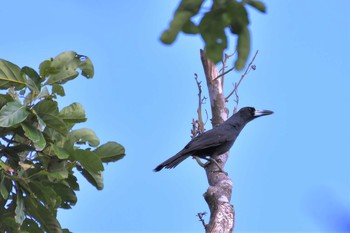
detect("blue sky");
top-left (1, 0), bottom-right (349, 232)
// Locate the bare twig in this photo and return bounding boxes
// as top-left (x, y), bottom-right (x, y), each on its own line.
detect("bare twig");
top-left (197, 212), bottom-right (207, 229)
top-left (232, 83), bottom-right (240, 114)
top-left (215, 51), bottom-right (236, 83)
top-left (225, 50), bottom-right (259, 102)
top-left (214, 67), bottom-right (234, 81)
top-left (192, 74), bottom-right (209, 167)
top-left (191, 119), bottom-right (199, 138)
top-left (202, 109), bottom-right (208, 126)
top-left (218, 53), bottom-right (228, 90)
top-left (194, 73), bottom-right (205, 135)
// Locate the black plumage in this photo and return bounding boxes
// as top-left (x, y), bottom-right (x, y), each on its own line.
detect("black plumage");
top-left (154, 107), bottom-right (273, 172)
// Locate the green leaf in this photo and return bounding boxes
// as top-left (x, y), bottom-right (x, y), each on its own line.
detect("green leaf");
top-left (234, 27), bottom-right (251, 71)
top-left (227, 2), bottom-right (249, 35)
top-left (50, 51), bottom-right (76, 70)
top-left (52, 84), bottom-right (65, 97)
top-left (34, 100), bottom-right (68, 135)
top-left (80, 168), bottom-right (104, 190)
top-left (15, 194), bottom-right (25, 225)
top-left (66, 174), bottom-right (79, 191)
top-left (0, 183), bottom-right (9, 200)
top-left (246, 0), bottom-right (266, 13)
top-left (46, 69), bottom-right (78, 86)
top-left (24, 91), bottom-right (36, 106)
top-left (0, 173), bottom-right (11, 200)
top-left (160, 11), bottom-right (193, 44)
top-left (175, 0), bottom-right (204, 16)
top-left (50, 144), bottom-right (70, 159)
top-left (62, 229), bottom-right (73, 233)
top-left (34, 99), bottom-right (59, 115)
top-left (29, 181), bottom-right (61, 210)
top-left (160, 0), bottom-right (204, 44)
top-left (0, 59), bottom-right (26, 90)
top-left (44, 128), bottom-right (64, 145)
top-left (8, 86), bottom-right (20, 102)
top-left (23, 196), bottom-right (63, 233)
top-left (62, 228), bottom-right (73, 233)
top-left (51, 183), bottom-right (77, 208)
top-left (0, 93), bottom-right (13, 109)
top-left (72, 149), bottom-right (104, 173)
top-left (26, 77), bottom-right (40, 94)
top-left (94, 141), bottom-right (125, 163)
top-left (45, 51), bottom-right (94, 85)
top-left (46, 157), bottom-right (68, 182)
top-left (22, 66), bottom-right (42, 93)
top-left (0, 160), bottom-right (14, 172)
top-left (0, 101), bottom-right (29, 127)
top-left (31, 109), bottom-right (46, 129)
top-left (39, 59), bottom-right (57, 78)
top-left (59, 102), bottom-right (86, 123)
top-left (78, 56), bottom-right (94, 79)
top-left (37, 86), bottom-right (50, 99)
top-left (182, 20), bottom-right (199, 34)
top-left (22, 218), bottom-right (44, 233)
top-left (47, 170), bottom-right (68, 182)
top-left (68, 128), bottom-right (100, 147)
top-left (44, 113), bottom-right (68, 135)
top-left (0, 216), bottom-right (20, 231)
top-left (21, 122), bottom-right (46, 151)
top-left (199, 10), bottom-right (228, 63)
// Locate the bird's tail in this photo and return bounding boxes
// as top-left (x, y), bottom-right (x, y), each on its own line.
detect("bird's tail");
top-left (153, 152), bottom-right (190, 172)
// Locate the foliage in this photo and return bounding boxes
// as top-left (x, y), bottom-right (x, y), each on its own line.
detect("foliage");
top-left (0, 51), bottom-right (125, 232)
top-left (160, 0), bottom-right (266, 70)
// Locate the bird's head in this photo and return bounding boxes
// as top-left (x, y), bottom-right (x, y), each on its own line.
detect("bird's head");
top-left (238, 107), bottom-right (274, 121)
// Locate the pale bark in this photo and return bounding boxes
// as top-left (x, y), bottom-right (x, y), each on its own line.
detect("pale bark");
top-left (200, 49), bottom-right (235, 233)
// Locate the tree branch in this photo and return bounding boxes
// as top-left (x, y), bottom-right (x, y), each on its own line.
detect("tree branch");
top-left (225, 50), bottom-right (259, 102)
top-left (197, 212), bottom-right (207, 229)
top-left (200, 49), bottom-right (234, 233)
top-left (194, 73), bottom-right (206, 135)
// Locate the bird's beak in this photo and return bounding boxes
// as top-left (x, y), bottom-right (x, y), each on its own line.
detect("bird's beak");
top-left (254, 109), bottom-right (274, 118)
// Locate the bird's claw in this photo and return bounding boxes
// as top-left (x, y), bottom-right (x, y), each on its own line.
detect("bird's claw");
top-left (193, 156), bottom-right (228, 175)
top-left (204, 157), bottom-right (228, 175)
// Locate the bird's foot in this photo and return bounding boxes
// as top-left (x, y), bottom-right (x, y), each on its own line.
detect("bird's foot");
top-left (204, 158), bottom-right (228, 176)
top-left (194, 156), bottom-right (207, 168)
top-left (193, 156), bottom-right (228, 175)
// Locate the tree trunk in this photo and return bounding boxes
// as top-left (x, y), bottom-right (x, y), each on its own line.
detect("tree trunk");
top-left (200, 49), bottom-right (235, 233)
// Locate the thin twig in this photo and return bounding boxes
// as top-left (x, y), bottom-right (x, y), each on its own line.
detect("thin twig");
top-left (192, 75), bottom-right (208, 168)
top-left (214, 67), bottom-right (235, 81)
top-left (219, 53), bottom-right (228, 89)
top-left (203, 109), bottom-right (208, 126)
top-left (197, 212), bottom-right (207, 229)
top-left (233, 83), bottom-right (240, 113)
top-left (195, 74), bottom-right (205, 134)
top-left (215, 51), bottom-right (236, 81)
top-left (193, 74), bottom-right (205, 135)
top-left (225, 50), bottom-right (259, 102)
top-left (191, 119), bottom-right (199, 138)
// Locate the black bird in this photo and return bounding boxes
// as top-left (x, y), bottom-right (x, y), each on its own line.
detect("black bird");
top-left (154, 107), bottom-right (273, 172)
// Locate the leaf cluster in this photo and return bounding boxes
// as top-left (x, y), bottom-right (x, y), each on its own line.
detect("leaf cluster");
top-left (160, 0), bottom-right (266, 70)
top-left (0, 51), bottom-right (125, 232)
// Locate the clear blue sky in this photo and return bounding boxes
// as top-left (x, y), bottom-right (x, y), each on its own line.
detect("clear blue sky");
top-left (1, 1), bottom-right (349, 232)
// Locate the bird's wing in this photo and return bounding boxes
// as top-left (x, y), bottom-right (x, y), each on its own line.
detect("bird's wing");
top-left (183, 126), bottom-right (235, 152)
